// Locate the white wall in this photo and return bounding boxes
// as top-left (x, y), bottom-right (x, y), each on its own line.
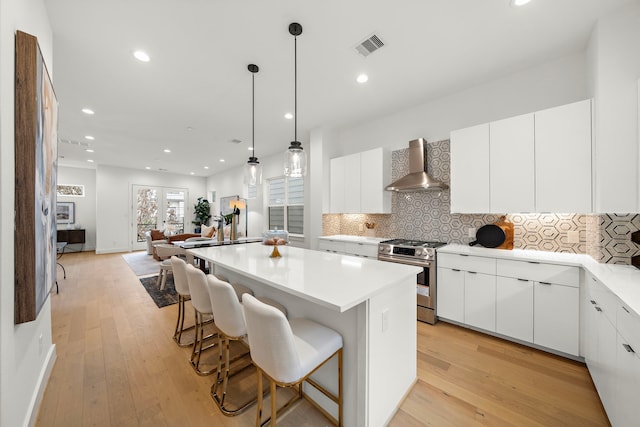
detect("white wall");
top-left (331, 52), bottom-right (588, 159)
top-left (57, 166), bottom-right (97, 251)
top-left (0, 1), bottom-right (57, 426)
top-left (95, 165), bottom-right (206, 253)
top-left (588, 1), bottom-right (640, 212)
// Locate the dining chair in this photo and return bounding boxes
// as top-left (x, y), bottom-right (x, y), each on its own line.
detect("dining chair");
top-left (169, 256), bottom-right (195, 346)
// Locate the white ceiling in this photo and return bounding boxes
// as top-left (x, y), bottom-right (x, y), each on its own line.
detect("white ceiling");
top-left (45, 0), bottom-right (630, 176)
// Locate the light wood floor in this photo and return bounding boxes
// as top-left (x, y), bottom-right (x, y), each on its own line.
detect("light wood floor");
top-left (37, 251), bottom-right (610, 427)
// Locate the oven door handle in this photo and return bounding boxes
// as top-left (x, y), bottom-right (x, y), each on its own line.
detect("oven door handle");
top-left (377, 256), bottom-right (430, 268)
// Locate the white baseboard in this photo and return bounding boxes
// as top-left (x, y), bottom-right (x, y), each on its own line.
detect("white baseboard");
top-left (25, 344), bottom-right (57, 427)
top-left (95, 247), bottom-right (129, 254)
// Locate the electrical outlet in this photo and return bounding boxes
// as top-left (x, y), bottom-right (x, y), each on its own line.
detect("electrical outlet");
top-left (358, 224), bottom-right (364, 232)
top-left (567, 230), bottom-right (580, 243)
top-left (468, 227), bottom-right (476, 238)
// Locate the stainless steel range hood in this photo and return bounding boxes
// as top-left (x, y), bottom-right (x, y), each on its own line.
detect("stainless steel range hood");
top-left (385, 138), bottom-right (449, 193)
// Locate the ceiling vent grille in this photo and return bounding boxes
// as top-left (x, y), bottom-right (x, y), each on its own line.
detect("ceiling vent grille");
top-left (355, 33), bottom-right (385, 57)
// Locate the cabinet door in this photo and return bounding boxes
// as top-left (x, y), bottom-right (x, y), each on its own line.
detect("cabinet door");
top-left (437, 268), bottom-right (465, 323)
top-left (496, 276), bottom-right (533, 342)
top-left (464, 272), bottom-right (496, 331)
top-left (489, 113), bottom-right (535, 213)
top-left (535, 99), bottom-right (592, 213)
top-left (450, 123), bottom-right (490, 213)
top-left (616, 333), bottom-right (640, 426)
top-left (360, 148), bottom-right (391, 214)
top-left (330, 157), bottom-right (345, 213)
top-left (343, 153), bottom-right (361, 213)
top-left (534, 282), bottom-right (579, 356)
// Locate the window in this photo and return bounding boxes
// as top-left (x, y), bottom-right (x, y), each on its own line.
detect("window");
top-left (267, 177), bottom-right (304, 235)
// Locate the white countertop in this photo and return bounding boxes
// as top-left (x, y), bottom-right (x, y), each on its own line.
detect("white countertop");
top-left (319, 234), bottom-right (390, 245)
top-left (440, 244), bottom-right (640, 317)
top-left (188, 243), bottom-right (421, 312)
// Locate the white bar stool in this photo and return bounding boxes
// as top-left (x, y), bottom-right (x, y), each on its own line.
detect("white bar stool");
top-left (206, 275), bottom-right (287, 416)
top-left (169, 256), bottom-right (195, 347)
top-left (243, 294), bottom-right (344, 427)
top-left (154, 244), bottom-right (181, 290)
top-left (185, 264), bottom-right (254, 376)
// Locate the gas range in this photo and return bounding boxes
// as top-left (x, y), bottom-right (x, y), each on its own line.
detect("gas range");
top-left (377, 239), bottom-right (447, 266)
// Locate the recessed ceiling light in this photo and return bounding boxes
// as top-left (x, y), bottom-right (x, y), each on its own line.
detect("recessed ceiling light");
top-left (284, 113), bottom-right (293, 120)
top-left (84, 135), bottom-right (95, 140)
top-left (510, 0), bottom-right (532, 6)
top-left (219, 159), bottom-right (225, 162)
top-left (86, 149), bottom-right (94, 153)
top-left (133, 50), bottom-right (150, 62)
top-left (145, 166), bottom-right (151, 170)
top-left (87, 159), bottom-right (94, 163)
top-left (190, 172), bottom-right (195, 175)
top-left (187, 126), bottom-right (194, 131)
top-left (356, 73), bottom-right (369, 83)
top-left (248, 147), bottom-right (254, 151)
top-left (163, 149), bottom-right (171, 153)
top-left (82, 108), bottom-right (95, 115)
top-left (204, 166), bottom-right (209, 170)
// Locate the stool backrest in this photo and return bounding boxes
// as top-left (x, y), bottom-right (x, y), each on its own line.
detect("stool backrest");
top-left (206, 275), bottom-right (246, 338)
top-left (243, 294), bottom-right (301, 383)
top-left (185, 264), bottom-right (212, 315)
top-left (155, 243), bottom-right (182, 258)
top-left (170, 256), bottom-right (190, 296)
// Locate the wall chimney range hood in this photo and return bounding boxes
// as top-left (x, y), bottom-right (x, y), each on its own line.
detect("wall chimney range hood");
top-left (385, 138), bottom-right (448, 193)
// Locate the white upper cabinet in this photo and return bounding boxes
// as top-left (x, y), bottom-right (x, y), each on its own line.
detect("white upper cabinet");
top-left (360, 148), bottom-right (391, 214)
top-left (329, 156), bottom-right (346, 214)
top-left (450, 123), bottom-right (490, 213)
top-left (450, 99), bottom-right (592, 213)
top-left (489, 113), bottom-right (535, 213)
top-left (344, 153), bottom-right (361, 214)
top-left (535, 99), bottom-right (592, 213)
top-left (329, 148), bottom-right (391, 214)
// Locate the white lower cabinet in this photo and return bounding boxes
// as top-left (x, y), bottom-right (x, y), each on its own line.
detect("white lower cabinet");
top-left (317, 237), bottom-right (378, 258)
top-left (496, 277), bottom-right (533, 342)
top-left (583, 271), bottom-right (640, 426)
top-left (438, 252), bottom-right (579, 357)
top-left (533, 281), bottom-right (579, 356)
top-left (437, 268), bottom-right (465, 323)
top-left (464, 272), bottom-right (496, 331)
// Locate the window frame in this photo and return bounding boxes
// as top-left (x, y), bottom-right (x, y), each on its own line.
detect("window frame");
top-left (266, 176), bottom-right (304, 237)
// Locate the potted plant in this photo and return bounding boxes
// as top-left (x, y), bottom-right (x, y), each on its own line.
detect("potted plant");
top-left (192, 197), bottom-right (211, 233)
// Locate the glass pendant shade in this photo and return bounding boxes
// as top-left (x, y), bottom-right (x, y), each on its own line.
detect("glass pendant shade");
top-left (244, 157), bottom-right (262, 186)
top-left (284, 141), bottom-right (306, 178)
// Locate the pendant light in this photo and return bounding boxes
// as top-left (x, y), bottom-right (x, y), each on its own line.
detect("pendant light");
top-left (283, 22), bottom-right (307, 178)
top-left (244, 64), bottom-right (262, 186)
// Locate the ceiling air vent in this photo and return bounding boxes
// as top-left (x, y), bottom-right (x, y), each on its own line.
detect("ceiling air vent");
top-left (355, 33), bottom-right (385, 57)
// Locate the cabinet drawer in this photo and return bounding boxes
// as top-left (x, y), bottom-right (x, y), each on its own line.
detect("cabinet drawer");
top-left (344, 242), bottom-right (378, 258)
top-left (318, 240), bottom-right (345, 253)
top-left (617, 304), bottom-right (640, 352)
top-left (588, 275), bottom-right (617, 324)
top-left (438, 253), bottom-right (496, 275)
top-left (496, 259), bottom-right (579, 287)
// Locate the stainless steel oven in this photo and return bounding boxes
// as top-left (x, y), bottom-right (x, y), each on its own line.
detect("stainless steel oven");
top-left (378, 239), bottom-right (446, 325)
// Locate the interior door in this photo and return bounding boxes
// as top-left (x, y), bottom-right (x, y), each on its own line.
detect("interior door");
top-left (132, 185), bottom-right (188, 251)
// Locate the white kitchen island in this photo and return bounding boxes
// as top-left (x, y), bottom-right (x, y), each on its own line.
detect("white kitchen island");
top-left (187, 243), bottom-right (421, 427)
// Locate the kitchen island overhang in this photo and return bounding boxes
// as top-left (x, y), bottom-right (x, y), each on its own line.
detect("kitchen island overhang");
top-left (188, 244), bottom-right (421, 426)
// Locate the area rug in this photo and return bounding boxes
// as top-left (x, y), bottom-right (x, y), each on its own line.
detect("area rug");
top-left (139, 275), bottom-right (178, 308)
top-left (122, 251), bottom-right (160, 276)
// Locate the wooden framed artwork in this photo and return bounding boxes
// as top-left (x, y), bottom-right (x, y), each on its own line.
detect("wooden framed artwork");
top-left (14, 30), bottom-right (58, 324)
top-left (56, 201), bottom-right (75, 224)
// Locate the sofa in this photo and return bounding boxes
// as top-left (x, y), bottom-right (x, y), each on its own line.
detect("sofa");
top-left (145, 230), bottom-right (201, 260)
top-left (145, 230), bottom-right (166, 255)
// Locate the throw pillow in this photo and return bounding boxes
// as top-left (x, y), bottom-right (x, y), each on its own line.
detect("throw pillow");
top-left (201, 224), bottom-right (215, 238)
top-left (150, 229), bottom-right (165, 241)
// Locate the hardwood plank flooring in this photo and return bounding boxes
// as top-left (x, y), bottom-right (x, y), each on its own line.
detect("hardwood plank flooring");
top-left (36, 252), bottom-right (610, 426)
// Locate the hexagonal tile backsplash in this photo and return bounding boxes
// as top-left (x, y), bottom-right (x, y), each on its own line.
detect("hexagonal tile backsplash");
top-left (322, 139), bottom-right (640, 265)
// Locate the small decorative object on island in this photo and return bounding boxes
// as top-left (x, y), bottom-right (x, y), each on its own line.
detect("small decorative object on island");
top-left (229, 197), bottom-right (245, 241)
top-left (263, 229), bottom-right (289, 258)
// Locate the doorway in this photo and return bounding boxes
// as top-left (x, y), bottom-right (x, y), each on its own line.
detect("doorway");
top-left (132, 185), bottom-right (188, 251)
